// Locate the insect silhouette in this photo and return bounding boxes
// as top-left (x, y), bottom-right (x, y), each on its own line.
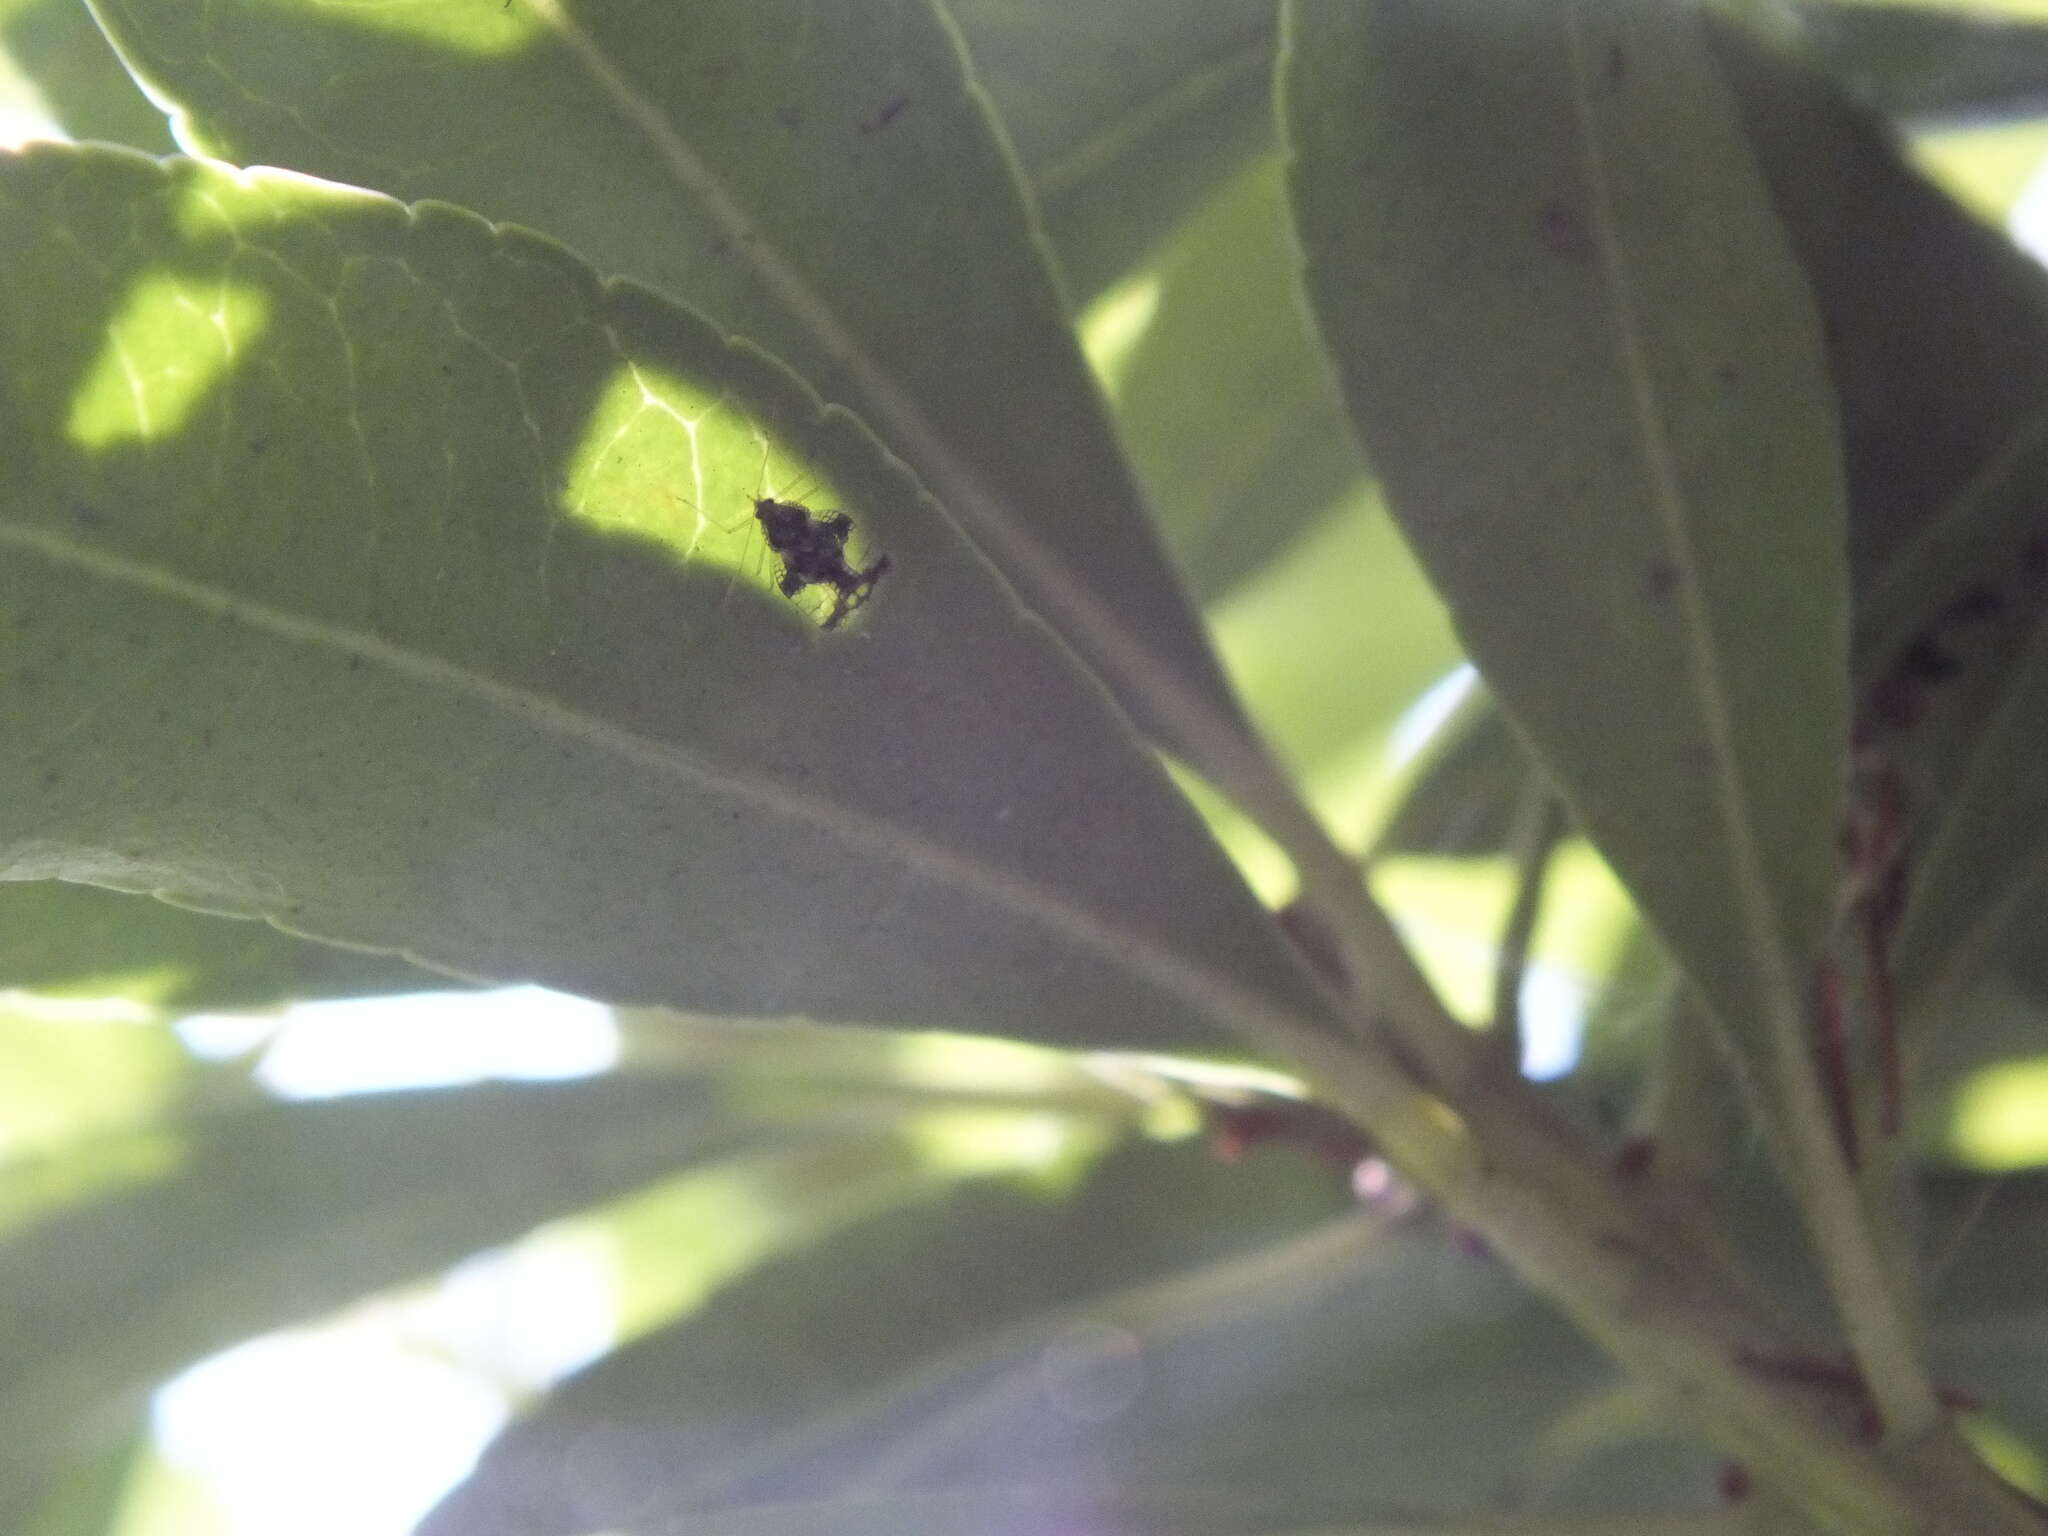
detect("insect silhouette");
top-left (749, 493), bottom-right (891, 630)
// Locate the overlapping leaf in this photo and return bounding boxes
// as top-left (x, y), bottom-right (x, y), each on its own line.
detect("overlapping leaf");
top-left (88, 0), bottom-right (1249, 770)
top-left (1283, 0), bottom-right (1849, 1057)
top-left (0, 1076), bottom-right (811, 1528)
top-left (1112, 157), bottom-right (1365, 602)
top-left (419, 1138), bottom-right (1624, 1536)
top-left (0, 146), bottom-right (1330, 1051)
top-left (949, 0), bottom-right (1278, 304)
top-left (0, 0), bottom-right (171, 153)
top-left (0, 880), bottom-right (448, 1009)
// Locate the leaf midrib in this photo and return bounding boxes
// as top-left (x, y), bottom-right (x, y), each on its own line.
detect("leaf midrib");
top-left (1559, 1), bottom-right (1804, 1012)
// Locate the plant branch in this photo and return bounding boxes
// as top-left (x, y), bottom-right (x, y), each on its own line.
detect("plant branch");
top-left (1196, 983), bottom-right (2038, 1536)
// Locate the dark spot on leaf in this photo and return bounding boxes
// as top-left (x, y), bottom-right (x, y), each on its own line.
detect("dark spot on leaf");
top-left (248, 436), bottom-right (269, 455)
top-left (1941, 580), bottom-right (2003, 626)
top-left (1715, 361), bottom-right (1740, 386)
top-left (859, 94), bottom-right (910, 134)
top-left (1450, 1225), bottom-right (1494, 1261)
top-left (200, 727), bottom-right (215, 750)
top-left (1645, 560), bottom-right (1679, 599)
top-left (1614, 1136), bottom-right (1654, 1177)
top-left (1719, 1462), bottom-right (1751, 1503)
top-left (39, 767), bottom-right (60, 791)
top-left (67, 500), bottom-right (110, 532)
top-left (1536, 200), bottom-right (1592, 260)
top-left (777, 104), bottom-right (804, 130)
top-left (348, 655), bottom-right (364, 672)
top-left (1864, 676), bottom-right (1922, 736)
top-left (155, 707), bottom-right (172, 725)
top-left (1603, 43), bottom-right (1626, 88)
top-left (1896, 633), bottom-right (1962, 685)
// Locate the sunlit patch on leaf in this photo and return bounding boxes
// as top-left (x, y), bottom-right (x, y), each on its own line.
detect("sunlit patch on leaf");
top-left (886, 1031), bottom-right (1085, 1097)
top-left (1911, 122), bottom-right (2048, 223)
top-left (1370, 856), bottom-right (1516, 1024)
top-left (561, 363), bottom-right (885, 628)
top-left (66, 275), bottom-right (269, 447)
top-left (1159, 759), bottom-right (1295, 908)
top-left (1949, 1056), bottom-right (2048, 1169)
top-left (1961, 1411), bottom-right (2048, 1499)
top-left (1078, 271), bottom-right (1163, 397)
top-left (231, 0), bottom-right (539, 56)
top-left (904, 1107), bottom-right (1110, 1187)
top-left (1370, 842), bottom-right (1636, 1077)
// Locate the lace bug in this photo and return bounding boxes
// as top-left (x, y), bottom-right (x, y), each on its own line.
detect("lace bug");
top-left (747, 493), bottom-right (890, 630)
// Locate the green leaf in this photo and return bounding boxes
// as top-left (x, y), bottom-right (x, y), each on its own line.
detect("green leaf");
top-left (1796, 0), bottom-right (2048, 125)
top-left (0, 0), bottom-right (173, 152)
top-left (1707, 21), bottom-right (2048, 677)
top-left (0, 145), bottom-right (1328, 1053)
top-left (1207, 491), bottom-right (1465, 840)
top-left (419, 1137), bottom-right (1617, 1536)
top-left (88, 0), bottom-right (1251, 773)
top-left (951, 0), bottom-right (1277, 305)
top-left (1114, 156), bottom-right (1365, 602)
top-left (1711, 26), bottom-right (2048, 1051)
top-left (1104, 152), bottom-right (1467, 821)
top-left (1922, 1170), bottom-right (2048, 1482)
top-left (0, 1076), bottom-right (797, 1527)
top-left (520, 1490), bottom-right (1368, 1536)
top-left (1374, 698), bottom-right (1532, 860)
top-left (0, 879), bottom-right (451, 1010)
top-left (1890, 618), bottom-right (2048, 1005)
top-left (1282, 0), bottom-right (1849, 1055)
top-left (13, 1420), bottom-right (145, 1536)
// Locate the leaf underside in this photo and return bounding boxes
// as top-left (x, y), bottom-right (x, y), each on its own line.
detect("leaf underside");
top-left (0, 144), bottom-right (1327, 1055)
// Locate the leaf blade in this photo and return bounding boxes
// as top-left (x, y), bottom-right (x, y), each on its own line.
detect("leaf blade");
top-left (1281, 0), bottom-right (1848, 1063)
top-left (0, 144), bottom-right (1328, 1052)
top-left (87, 0), bottom-right (1252, 772)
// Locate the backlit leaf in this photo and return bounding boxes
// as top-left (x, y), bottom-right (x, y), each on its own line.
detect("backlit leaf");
top-left (0, 145), bottom-right (1329, 1053)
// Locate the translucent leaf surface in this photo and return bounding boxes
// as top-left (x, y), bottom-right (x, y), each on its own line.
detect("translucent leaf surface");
top-left (1705, 28), bottom-right (2048, 1045)
top-left (420, 1138), bottom-right (1621, 1536)
top-left (1891, 618), bottom-right (2048, 1003)
top-left (0, 145), bottom-right (1330, 1053)
top-left (950, 0), bottom-right (1277, 304)
top-left (0, 879), bottom-right (449, 1010)
top-left (0, 0), bottom-right (172, 151)
top-left (1708, 22), bottom-right (2048, 676)
top-left (1207, 491), bottom-right (1464, 843)
top-left (1374, 702), bottom-right (1533, 860)
top-left (0, 1077), bottom-right (791, 1527)
top-left (1113, 157), bottom-right (1365, 602)
top-left (89, 0), bottom-right (1250, 771)
top-left (13, 1422), bottom-right (144, 1536)
top-left (1795, 0), bottom-right (2048, 125)
top-left (1283, 0), bottom-right (1849, 1052)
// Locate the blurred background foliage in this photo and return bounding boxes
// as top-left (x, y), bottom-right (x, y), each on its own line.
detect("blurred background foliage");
top-left (5, 0), bottom-right (2048, 1532)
